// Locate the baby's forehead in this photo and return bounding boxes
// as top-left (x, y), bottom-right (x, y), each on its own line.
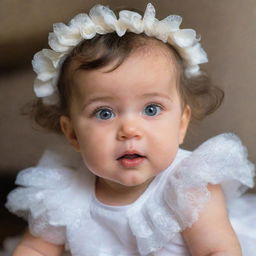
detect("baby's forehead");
top-left (67, 36), bottom-right (181, 103)
top-left (72, 46), bottom-right (179, 97)
top-left (76, 44), bottom-right (177, 78)
top-left (70, 36), bottom-right (180, 75)
top-left (134, 42), bottom-right (180, 70)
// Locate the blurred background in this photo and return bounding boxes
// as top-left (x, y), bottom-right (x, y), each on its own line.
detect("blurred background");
top-left (0, 0), bottom-right (255, 248)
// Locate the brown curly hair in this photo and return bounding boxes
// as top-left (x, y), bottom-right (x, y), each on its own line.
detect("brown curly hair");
top-left (27, 32), bottom-right (224, 134)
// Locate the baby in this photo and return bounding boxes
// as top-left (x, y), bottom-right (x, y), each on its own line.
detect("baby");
top-left (6, 3), bottom-right (256, 256)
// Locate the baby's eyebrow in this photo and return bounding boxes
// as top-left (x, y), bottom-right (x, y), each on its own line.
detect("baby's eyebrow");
top-left (82, 96), bottom-right (114, 109)
top-left (141, 92), bottom-right (172, 100)
top-left (82, 93), bottom-right (172, 110)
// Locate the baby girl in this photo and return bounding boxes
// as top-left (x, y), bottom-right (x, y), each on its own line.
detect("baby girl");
top-left (6, 3), bottom-right (256, 256)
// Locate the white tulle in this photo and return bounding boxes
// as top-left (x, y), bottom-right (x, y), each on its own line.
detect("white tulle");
top-left (32, 3), bottom-right (208, 105)
top-left (5, 133), bottom-right (256, 256)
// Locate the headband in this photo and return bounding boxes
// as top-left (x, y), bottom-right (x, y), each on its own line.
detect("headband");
top-left (32, 3), bottom-right (208, 105)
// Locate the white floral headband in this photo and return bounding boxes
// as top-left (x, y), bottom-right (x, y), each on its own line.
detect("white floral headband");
top-left (32, 3), bottom-right (208, 105)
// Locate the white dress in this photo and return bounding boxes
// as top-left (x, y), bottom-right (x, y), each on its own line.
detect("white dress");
top-left (5, 133), bottom-right (256, 256)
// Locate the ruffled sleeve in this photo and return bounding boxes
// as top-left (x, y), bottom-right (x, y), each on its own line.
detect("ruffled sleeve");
top-left (6, 166), bottom-right (71, 244)
top-left (127, 133), bottom-right (255, 255)
top-left (5, 148), bottom-right (94, 246)
top-left (164, 133), bottom-right (255, 229)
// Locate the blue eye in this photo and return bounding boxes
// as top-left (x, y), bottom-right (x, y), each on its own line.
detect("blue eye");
top-left (95, 108), bottom-right (115, 120)
top-left (143, 104), bottom-right (162, 116)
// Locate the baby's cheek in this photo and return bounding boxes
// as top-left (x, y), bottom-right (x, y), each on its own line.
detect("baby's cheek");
top-left (79, 138), bottom-right (109, 166)
top-left (160, 147), bottom-right (178, 168)
top-left (80, 149), bottom-right (103, 175)
top-left (154, 139), bottom-right (179, 167)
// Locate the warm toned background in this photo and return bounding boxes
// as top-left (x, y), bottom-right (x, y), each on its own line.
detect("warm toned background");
top-left (0, 0), bottom-right (255, 245)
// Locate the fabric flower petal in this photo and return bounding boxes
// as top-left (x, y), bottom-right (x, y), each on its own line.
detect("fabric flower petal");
top-left (69, 13), bottom-right (97, 39)
top-left (143, 3), bottom-right (157, 36)
top-left (184, 64), bottom-right (200, 77)
top-left (36, 72), bottom-right (56, 82)
top-left (172, 29), bottom-right (197, 48)
top-left (33, 79), bottom-right (56, 97)
top-left (41, 49), bottom-right (65, 68)
top-left (52, 23), bottom-right (83, 46)
top-left (118, 10), bottom-right (143, 34)
top-left (161, 15), bottom-right (182, 32)
top-left (48, 32), bottom-right (71, 53)
top-left (153, 15), bottom-right (183, 42)
top-left (89, 5), bottom-right (120, 35)
top-left (32, 51), bottom-right (54, 75)
top-left (32, 51), bottom-right (58, 82)
top-left (181, 43), bottom-right (208, 65)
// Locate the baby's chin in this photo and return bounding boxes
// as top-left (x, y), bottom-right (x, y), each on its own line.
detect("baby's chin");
top-left (110, 175), bottom-right (156, 189)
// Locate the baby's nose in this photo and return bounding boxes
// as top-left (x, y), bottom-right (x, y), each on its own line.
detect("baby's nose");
top-left (117, 120), bottom-right (143, 141)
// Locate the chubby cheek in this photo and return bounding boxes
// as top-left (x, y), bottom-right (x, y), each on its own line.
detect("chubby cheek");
top-left (148, 120), bottom-right (181, 171)
top-left (80, 143), bottom-right (110, 176)
top-left (75, 124), bottom-right (114, 173)
top-left (152, 139), bottom-right (179, 173)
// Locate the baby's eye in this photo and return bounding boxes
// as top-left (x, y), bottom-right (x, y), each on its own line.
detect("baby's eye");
top-left (95, 108), bottom-right (115, 120)
top-left (143, 104), bottom-right (162, 116)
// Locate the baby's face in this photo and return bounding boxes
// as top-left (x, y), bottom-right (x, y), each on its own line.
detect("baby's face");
top-left (60, 45), bottom-right (191, 189)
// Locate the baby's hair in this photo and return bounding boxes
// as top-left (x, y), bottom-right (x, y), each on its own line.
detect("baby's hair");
top-left (27, 32), bottom-right (224, 134)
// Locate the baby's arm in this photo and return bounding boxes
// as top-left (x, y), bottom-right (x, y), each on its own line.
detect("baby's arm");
top-left (181, 184), bottom-right (242, 256)
top-left (13, 230), bottom-right (64, 256)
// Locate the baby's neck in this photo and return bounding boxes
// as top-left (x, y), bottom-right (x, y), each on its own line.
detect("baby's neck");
top-left (95, 177), bottom-right (154, 206)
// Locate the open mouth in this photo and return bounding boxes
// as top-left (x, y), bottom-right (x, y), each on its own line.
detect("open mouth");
top-left (117, 154), bottom-right (144, 160)
top-left (117, 153), bottom-right (145, 168)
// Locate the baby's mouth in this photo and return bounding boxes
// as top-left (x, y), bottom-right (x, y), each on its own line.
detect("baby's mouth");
top-left (117, 149), bottom-right (146, 160)
top-left (117, 152), bottom-right (146, 168)
top-left (117, 154), bottom-right (144, 160)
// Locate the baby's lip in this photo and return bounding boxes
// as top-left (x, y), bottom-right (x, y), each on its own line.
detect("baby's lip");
top-left (116, 150), bottom-right (145, 160)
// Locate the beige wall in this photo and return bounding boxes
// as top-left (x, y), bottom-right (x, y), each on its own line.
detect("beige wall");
top-left (0, 0), bottom-right (255, 176)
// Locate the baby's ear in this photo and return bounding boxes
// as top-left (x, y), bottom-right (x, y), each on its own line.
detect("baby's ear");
top-left (179, 105), bottom-right (191, 145)
top-left (60, 116), bottom-right (80, 152)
